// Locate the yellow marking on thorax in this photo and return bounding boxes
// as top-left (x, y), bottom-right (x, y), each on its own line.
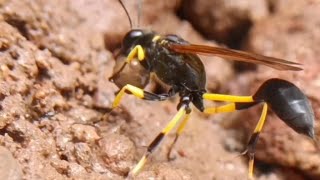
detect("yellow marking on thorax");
top-left (152, 35), bottom-right (161, 42)
top-left (160, 40), bottom-right (168, 45)
top-left (152, 35), bottom-right (168, 45)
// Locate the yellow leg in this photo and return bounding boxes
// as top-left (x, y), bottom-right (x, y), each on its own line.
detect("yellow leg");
top-left (112, 84), bottom-right (171, 109)
top-left (112, 84), bottom-right (144, 108)
top-left (176, 113), bottom-right (190, 136)
top-left (128, 105), bottom-right (188, 177)
top-left (253, 103), bottom-right (268, 133)
top-left (248, 158), bottom-right (255, 180)
top-left (203, 101), bottom-right (259, 114)
top-left (202, 94), bottom-right (267, 179)
top-left (166, 113), bottom-right (191, 160)
top-left (203, 93), bottom-right (254, 102)
top-left (247, 103), bottom-right (268, 179)
top-left (204, 103), bottom-right (236, 114)
top-left (127, 45), bottom-right (145, 63)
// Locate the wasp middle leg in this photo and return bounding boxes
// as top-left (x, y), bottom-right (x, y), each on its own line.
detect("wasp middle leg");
top-left (128, 102), bottom-right (191, 178)
top-left (202, 78), bottom-right (314, 179)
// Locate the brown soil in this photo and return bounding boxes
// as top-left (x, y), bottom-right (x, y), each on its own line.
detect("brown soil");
top-left (0, 0), bottom-right (319, 180)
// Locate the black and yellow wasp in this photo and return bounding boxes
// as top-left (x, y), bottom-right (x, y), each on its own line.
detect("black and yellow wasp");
top-left (109, 0), bottom-right (315, 179)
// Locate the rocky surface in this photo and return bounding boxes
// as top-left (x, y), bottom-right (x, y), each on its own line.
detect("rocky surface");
top-left (0, 146), bottom-right (22, 180)
top-left (0, 0), bottom-right (319, 180)
top-left (228, 1), bottom-right (320, 179)
top-left (180, 0), bottom-right (269, 46)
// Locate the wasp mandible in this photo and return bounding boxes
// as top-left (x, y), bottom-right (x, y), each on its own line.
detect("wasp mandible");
top-left (109, 1), bottom-right (315, 179)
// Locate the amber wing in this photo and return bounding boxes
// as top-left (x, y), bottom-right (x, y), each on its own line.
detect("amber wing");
top-left (168, 44), bottom-right (302, 71)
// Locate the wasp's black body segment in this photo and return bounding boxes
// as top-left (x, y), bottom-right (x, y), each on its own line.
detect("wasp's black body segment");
top-left (116, 29), bottom-right (207, 111)
top-left (253, 78), bottom-right (314, 138)
top-left (110, 27), bottom-right (313, 179)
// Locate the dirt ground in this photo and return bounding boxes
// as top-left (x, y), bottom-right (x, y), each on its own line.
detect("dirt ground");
top-left (0, 0), bottom-right (319, 180)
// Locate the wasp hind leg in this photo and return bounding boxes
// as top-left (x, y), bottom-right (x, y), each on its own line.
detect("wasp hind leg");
top-left (204, 102), bottom-right (268, 179)
top-left (203, 101), bottom-right (268, 179)
top-left (165, 98), bottom-right (254, 161)
top-left (245, 103), bottom-right (268, 179)
top-left (127, 104), bottom-right (190, 178)
top-left (202, 92), bottom-right (269, 179)
top-left (202, 93), bottom-right (254, 103)
top-left (203, 101), bottom-right (259, 114)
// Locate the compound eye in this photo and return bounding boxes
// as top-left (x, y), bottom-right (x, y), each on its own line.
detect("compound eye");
top-left (123, 29), bottom-right (144, 49)
top-left (128, 30), bottom-right (143, 39)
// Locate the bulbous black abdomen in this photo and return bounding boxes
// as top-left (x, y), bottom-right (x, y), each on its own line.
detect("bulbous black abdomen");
top-left (253, 78), bottom-right (314, 138)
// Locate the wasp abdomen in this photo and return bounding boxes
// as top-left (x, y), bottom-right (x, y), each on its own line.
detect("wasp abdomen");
top-left (253, 78), bottom-right (314, 138)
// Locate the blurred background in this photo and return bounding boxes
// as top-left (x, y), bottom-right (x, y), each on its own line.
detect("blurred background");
top-left (0, 0), bottom-right (319, 179)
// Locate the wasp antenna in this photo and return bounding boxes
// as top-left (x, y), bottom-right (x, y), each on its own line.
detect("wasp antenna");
top-left (137, 0), bottom-right (142, 28)
top-left (118, 0), bottom-right (133, 29)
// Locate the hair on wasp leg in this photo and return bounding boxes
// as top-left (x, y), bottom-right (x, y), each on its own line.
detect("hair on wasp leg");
top-left (108, 0), bottom-right (315, 179)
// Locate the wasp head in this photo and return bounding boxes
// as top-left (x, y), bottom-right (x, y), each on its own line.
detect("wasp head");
top-left (109, 29), bottom-right (152, 89)
top-left (121, 29), bottom-right (155, 54)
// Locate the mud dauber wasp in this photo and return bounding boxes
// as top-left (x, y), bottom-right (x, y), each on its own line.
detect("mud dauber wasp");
top-left (109, 0), bottom-right (315, 179)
